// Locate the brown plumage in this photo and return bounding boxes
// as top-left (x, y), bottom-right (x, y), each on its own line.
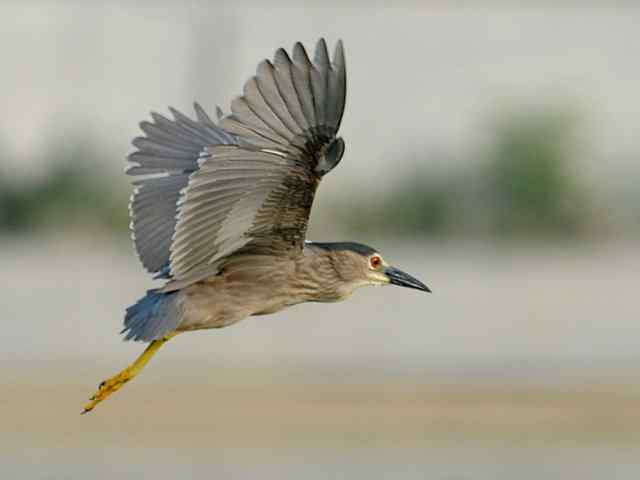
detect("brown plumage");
top-left (82, 39), bottom-right (428, 414)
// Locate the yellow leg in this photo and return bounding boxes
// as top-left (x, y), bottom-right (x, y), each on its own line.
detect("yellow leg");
top-left (82, 332), bottom-right (177, 414)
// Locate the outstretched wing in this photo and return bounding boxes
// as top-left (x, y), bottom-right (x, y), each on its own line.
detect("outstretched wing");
top-left (220, 39), bottom-right (346, 162)
top-left (162, 145), bottom-right (318, 289)
top-left (127, 104), bottom-right (235, 278)
top-left (127, 38), bottom-right (347, 290)
top-left (163, 38), bottom-right (347, 290)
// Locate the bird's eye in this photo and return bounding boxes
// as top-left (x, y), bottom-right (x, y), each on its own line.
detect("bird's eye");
top-left (370, 255), bottom-right (382, 269)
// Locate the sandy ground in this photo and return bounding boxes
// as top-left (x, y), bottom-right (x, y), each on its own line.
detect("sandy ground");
top-left (5, 370), bottom-right (640, 445)
top-left (1, 236), bottom-right (639, 478)
top-left (3, 370), bottom-right (640, 479)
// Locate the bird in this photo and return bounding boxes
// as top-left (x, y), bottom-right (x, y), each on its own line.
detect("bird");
top-left (82, 38), bottom-right (429, 414)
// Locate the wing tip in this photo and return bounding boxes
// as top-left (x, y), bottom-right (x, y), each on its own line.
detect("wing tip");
top-left (193, 102), bottom-right (215, 125)
top-left (333, 39), bottom-right (345, 68)
top-left (292, 41), bottom-right (311, 65)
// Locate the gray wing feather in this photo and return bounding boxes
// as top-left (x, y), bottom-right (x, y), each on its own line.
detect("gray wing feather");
top-left (129, 175), bottom-right (184, 272)
top-left (327, 40), bottom-right (346, 131)
top-left (310, 39), bottom-right (329, 131)
top-left (255, 60), bottom-right (303, 136)
top-left (127, 39), bottom-right (346, 290)
top-left (220, 115), bottom-right (287, 151)
top-left (242, 77), bottom-right (295, 141)
top-left (291, 42), bottom-right (317, 128)
top-left (230, 96), bottom-right (290, 144)
top-left (166, 146), bottom-right (295, 287)
top-left (127, 103), bottom-right (235, 276)
top-left (220, 38), bottom-right (346, 158)
top-left (272, 48), bottom-right (311, 132)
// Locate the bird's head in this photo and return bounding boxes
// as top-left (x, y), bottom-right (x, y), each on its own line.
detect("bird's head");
top-left (310, 242), bottom-right (430, 295)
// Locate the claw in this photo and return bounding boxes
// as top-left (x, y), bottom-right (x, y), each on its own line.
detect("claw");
top-left (82, 370), bottom-right (132, 414)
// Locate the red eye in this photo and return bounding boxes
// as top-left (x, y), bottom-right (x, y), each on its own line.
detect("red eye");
top-left (370, 255), bottom-right (382, 269)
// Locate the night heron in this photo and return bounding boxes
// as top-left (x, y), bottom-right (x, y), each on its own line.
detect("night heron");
top-left (83, 38), bottom-right (429, 414)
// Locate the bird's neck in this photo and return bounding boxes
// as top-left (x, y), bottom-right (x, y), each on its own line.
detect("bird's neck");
top-left (291, 251), bottom-right (351, 303)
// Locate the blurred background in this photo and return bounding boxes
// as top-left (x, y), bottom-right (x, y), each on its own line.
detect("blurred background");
top-left (2, 2), bottom-right (639, 479)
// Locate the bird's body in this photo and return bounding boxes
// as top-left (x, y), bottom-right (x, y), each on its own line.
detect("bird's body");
top-left (127, 242), bottom-right (378, 338)
top-left (83, 38), bottom-right (428, 414)
top-left (163, 247), bottom-right (350, 332)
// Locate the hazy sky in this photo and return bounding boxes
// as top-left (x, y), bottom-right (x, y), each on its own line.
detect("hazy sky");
top-left (2, 2), bottom-right (639, 192)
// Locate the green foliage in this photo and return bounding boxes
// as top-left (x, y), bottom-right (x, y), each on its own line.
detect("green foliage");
top-left (342, 164), bottom-right (457, 237)
top-left (0, 107), bottom-right (600, 241)
top-left (339, 107), bottom-right (592, 239)
top-left (484, 109), bottom-right (587, 237)
top-left (0, 134), bottom-right (128, 234)
top-left (384, 174), bottom-right (452, 234)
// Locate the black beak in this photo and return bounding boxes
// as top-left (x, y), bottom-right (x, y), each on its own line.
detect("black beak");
top-left (385, 266), bottom-right (431, 293)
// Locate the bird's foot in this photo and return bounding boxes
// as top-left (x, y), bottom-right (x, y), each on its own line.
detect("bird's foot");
top-left (81, 335), bottom-right (176, 415)
top-left (82, 367), bottom-right (133, 414)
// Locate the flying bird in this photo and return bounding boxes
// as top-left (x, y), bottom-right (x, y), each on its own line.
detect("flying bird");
top-left (83, 38), bottom-right (429, 414)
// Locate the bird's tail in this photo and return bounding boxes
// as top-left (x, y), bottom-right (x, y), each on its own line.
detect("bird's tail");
top-left (121, 289), bottom-right (181, 342)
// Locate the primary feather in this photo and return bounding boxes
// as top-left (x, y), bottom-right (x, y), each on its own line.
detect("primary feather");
top-left (127, 106), bottom-right (236, 277)
top-left (126, 38), bottom-right (347, 293)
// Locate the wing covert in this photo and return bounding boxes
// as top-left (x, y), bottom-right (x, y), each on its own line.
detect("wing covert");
top-left (128, 39), bottom-right (347, 291)
top-left (163, 145), bottom-right (320, 290)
